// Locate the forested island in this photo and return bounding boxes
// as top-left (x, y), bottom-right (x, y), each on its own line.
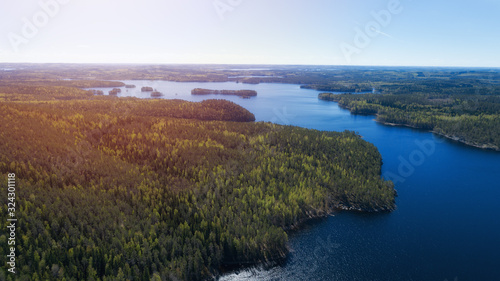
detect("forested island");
top-left (0, 80), bottom-right (395, 280)
top-left (109, 88), bottom-right (122, 95)
top-left (319, 93), bottom-right (500, 151)
top-left (151, 91), bottom-right (163, 97)
top-left (191, 88), bottom-right (257, 98)
top-left (90, 89), bottom-right (104, 95)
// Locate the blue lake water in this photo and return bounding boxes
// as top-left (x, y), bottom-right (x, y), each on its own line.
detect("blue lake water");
top-left (91, 81), bottom-right (500, 280)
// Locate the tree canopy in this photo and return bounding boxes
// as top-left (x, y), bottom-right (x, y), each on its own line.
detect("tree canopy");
top-left (0, 84), bottom-right (394, 280)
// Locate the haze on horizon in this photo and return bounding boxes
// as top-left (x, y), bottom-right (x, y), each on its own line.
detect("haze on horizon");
top-left (1, 0), bottom-right (499, 68)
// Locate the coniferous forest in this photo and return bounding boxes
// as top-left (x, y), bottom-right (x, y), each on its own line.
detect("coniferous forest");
top-left (0, 83), bottom-right (395, 280)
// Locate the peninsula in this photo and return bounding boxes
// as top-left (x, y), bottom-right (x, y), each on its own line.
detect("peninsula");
top-left (318, 92), bottom-right (500, 151)
top-left (0, 75), bottom-right (394, 281)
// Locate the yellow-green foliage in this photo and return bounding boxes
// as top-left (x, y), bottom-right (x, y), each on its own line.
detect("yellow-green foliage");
top-left (0, 87), bottom-right (394, 281)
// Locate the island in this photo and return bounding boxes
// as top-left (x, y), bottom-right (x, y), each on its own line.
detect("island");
top-left (90, 89), bottom-right (104, 95)
top-left (191, 88), bottom-right (257, 98)
top-left (141, 86), bottom-right (154, 92)
top-left (125, 84), bottom-right (136, 88)
top-left (108, 88), bottom-right (121, 95)
top-left (151, 91), bottom-right (163, 97)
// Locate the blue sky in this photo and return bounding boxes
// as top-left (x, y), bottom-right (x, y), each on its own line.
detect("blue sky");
top-left (1, 0), bottom-right (499, 67)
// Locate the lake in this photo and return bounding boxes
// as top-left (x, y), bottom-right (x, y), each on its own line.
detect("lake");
top-left (91, 81), bottom-right (500, 280)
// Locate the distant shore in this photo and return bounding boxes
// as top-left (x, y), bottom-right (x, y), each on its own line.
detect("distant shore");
top-left (327, 97), bottom-right (500, 152)
top-left (375, 120), bottom-right (500, 151)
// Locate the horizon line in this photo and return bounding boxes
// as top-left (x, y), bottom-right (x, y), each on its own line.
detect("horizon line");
top-left (1, 61), bottom-right (499, 69)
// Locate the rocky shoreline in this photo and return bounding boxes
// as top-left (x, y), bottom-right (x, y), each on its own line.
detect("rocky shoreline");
top-left (431, 131), bottom-right (500, 151)
top-left (216, 201), bottom-right (393, 279)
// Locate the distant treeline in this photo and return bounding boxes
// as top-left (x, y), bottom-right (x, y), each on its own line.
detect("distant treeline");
top-left (0, 79), bottom-right (124, 88)
top-left (3, 63), bottom-right (499, 88)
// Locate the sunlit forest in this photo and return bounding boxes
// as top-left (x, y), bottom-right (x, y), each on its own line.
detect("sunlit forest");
top-left (0, 82), bottom-right (394, 280)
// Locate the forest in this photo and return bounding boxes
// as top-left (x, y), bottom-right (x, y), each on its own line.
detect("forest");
top-left (2, 63), bottom-right (500, 88)
top-left (0, 82), bottom-right (395, 280)
top-left (319, 92), bottom-right (500, 150)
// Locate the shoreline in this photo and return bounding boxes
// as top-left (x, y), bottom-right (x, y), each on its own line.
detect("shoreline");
top-left (431, 131), bottom-right (500, 151)
top-left (327, 98), bottom-right (500, 152)
top-left (375, 120), bottom-right (500, 152)
top-left (216, 202), bottom-right (395, 279)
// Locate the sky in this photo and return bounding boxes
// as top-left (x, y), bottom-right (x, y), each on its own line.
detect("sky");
top-left (1, 0), bottom-right (499, 67)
